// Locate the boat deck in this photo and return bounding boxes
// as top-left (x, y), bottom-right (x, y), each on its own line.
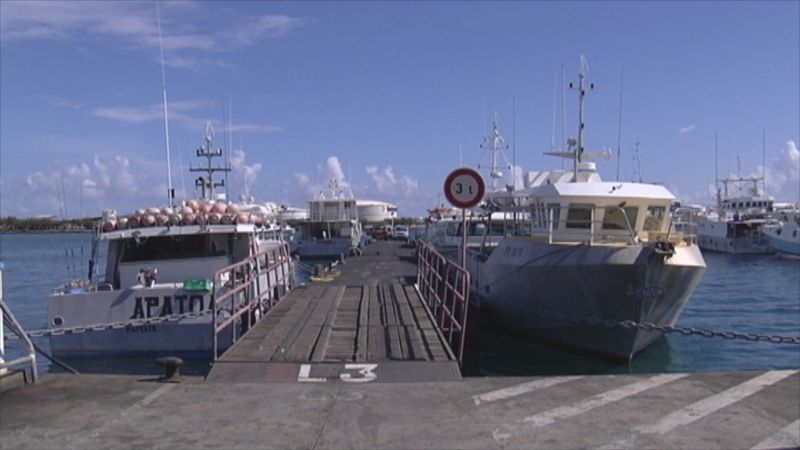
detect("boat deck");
top-left (206, 240), bottom-right (461, 383)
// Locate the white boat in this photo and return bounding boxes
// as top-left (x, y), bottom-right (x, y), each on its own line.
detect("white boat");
top-left (764, 210), bottom-right (800, 258)
top-left (696, 175), bottom-right (778, 254)
top-left (465, 57), bottom-right (707, 360)
top-left (47, 133), bottom-right (293, 357)
top-left (295, 178), bottom-right (364, 259)
top-left (277, 204), bottom-right (309, 222)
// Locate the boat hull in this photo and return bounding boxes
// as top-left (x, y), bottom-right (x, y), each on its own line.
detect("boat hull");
top-left (764, 232), bottom-right (800, 257)
top-left (467, 238), bottom-right (706, 360)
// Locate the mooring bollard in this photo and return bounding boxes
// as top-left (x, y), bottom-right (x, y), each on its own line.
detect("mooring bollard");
top-left (155, 356), bottom-right (184, 383)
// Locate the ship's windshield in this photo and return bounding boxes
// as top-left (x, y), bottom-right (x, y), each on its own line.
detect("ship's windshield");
top-left (120, 234), bottom-right (229, 262)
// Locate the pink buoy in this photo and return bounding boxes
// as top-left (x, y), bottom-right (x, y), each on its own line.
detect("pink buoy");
top-left (200, 203), bottom-right (214, 214)
top-left (102, 220), bottom-right (117, 232)
top-left (127, 216), bottom-right (140, 228)
top-left (213, 203), bottom-right (227, 214)
top-left (209, 213), bottom-right (222, 224)
top-left (156, 214), bottom-right (170, 226)
top-left (143, 215), bottom-right (156, 227)
top-left (226, 204), bottom-right (240, 214)
top-left (237, 213), bottom-right (250, 224)
top-left (135, 209), bottom-right (146, 216)
top-left (180, 206), bottom-right (193, 216)
top-left (147, 207), bottom-right (160, 215)
top-left (183, 213), bottom-right (196, 225)
top-left (221, 214), bottom-right (234, 225)
top-left (196, 214), bottom-right (207, 225)
top-left (187, 200), bottom-right (200, 212)
top-left (162, 207), bottom-right (174, 216)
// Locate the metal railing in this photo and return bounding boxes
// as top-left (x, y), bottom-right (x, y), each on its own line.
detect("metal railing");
top-left (1, 263), bottom-right (38, 384)
top-left (415, 240), bottom-right (470, 365)
top-left (211, 243), bottom-right (293, 359)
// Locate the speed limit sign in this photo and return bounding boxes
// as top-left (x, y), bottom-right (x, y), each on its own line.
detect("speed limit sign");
top-left (444, 168), bottom-right (485, 209)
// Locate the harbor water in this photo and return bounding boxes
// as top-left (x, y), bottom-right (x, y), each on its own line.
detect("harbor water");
top-left (1, 232), bottom-right (798, 376)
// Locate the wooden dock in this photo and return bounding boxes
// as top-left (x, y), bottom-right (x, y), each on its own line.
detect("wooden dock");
top-left (206, 240), bottom-right (462, 383)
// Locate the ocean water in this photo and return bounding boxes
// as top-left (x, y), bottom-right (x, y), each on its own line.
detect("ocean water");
top-left (1, 232), bottom-right (799, 376)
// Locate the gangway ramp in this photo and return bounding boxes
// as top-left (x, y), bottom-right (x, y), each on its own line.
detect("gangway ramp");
top-left (207, 241), bottom-right (462, 383)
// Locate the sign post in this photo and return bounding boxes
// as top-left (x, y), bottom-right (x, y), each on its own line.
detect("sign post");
top-left (443, 168), bottom-right (485, 268)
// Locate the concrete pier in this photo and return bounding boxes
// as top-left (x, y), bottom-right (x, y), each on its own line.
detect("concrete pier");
top-left (1, 370), bottom-right (798, 449)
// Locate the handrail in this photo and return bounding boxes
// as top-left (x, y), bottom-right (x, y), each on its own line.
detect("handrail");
top-left (415, 240), bottom-right (470, 365)
top-left (211, 242), bottom-right (293, 360)
top-left (0, 264), bottom-right (38, 383)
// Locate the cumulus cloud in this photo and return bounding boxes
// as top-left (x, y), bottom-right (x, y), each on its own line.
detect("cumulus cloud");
top-left (679, 124), bottom-right (696, 135)
top-left (760, 140), bottom-right (800, 202)
top-left (13, 154), bottom-right (167, 217)
top-left (229, 149), bottom-right (262, 196)
top-left (365, 165), bottom-right (420, 196)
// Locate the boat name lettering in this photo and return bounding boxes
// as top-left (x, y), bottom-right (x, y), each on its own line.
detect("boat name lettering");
top-left (503, 246), bottom-right (524, 258)
top-left (129, 294), bottom-right (208, 319)
top-left (625, 285), bottom-right (665, 301)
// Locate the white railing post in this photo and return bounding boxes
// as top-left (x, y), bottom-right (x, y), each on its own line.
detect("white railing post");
top-left (589, 208), bottom-right (595, 246)
top-left (548, 208), bottom-right (554, 244)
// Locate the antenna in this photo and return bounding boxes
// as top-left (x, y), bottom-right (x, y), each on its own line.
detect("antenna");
top-left (633, 141), bottom-right (643, 183)
top-left (512, 95), bottom-right (516, 190)
top-left (569, 55), bottom-right (595, 181)
top-left (616, 66), bottom-right (624, 181)
top-left (561, 64), bottom-right (566, 170)
top-left (715, 131), bottom-right (720, 207)
top-left (156, 3), bottom-right (174, 207)
top-left (762, 128), bottom-right (767, 196)
top-left (226, 93), bottom-right (232, 199)
top-left (190, 122), bottom-right (231, 200)
top-left (551, 71), bottom-right (557, 151)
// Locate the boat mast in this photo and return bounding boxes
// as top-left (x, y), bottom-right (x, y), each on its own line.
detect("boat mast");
top-left (478, 112), bottom-right (510, 191)
top-left (569, 55), bottom-right (594, 181)
top-left (190, 122), bottom-right (231, 201)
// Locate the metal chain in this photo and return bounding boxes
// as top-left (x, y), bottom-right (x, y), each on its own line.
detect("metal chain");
top-left (4, 309), bottom-right (212, 339)
top-left (527, 307), bottom-right (800, 345)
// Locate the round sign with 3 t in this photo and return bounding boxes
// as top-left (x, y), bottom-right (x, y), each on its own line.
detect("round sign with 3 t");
top-left (444, 168), bottom-right (485, 209)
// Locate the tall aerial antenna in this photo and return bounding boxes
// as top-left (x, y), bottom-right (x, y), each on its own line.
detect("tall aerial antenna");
top-left (762, 128), bottom-right (767, 196)
top-left (478, 112), bottom-right (511, 191)
top-left (715, 131), bottom-right (720, 207)
top-left (156, 3), bottom-right (174, 207)
top-left (616, 66), bottom-right (624, 181)
top-left (512, 95), bottom-right (516, 190)
top-left (226, 93), bottom-right (232, 198)
top-left (550, 71), bottom-right (557, 151)
top-left (561, 64), bottom-right (566, 170)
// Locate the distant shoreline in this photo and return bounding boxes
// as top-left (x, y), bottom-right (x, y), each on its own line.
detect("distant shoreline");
top-left (0, 229), bottom-right (93, 235)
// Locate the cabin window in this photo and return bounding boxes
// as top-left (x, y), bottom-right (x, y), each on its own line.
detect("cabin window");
top-left (566, 204), bottom-right (593, 229)
top-left (120, 234), bottom-right (228, 262)
top-left (471, 223), bottom-right (487, 236)
top-left (490, 222), bottom-right (505, 235)
top-left (644, 206), bottom-right (666, 231)
top-left (547, 203), bottom-right (561, 229)
top-left (602, 207), bottom-right (639, 231)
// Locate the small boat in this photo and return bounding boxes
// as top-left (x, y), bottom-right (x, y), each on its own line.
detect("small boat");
top-left (764, 210), bottom-right (800, 258)
top-left (465, 56), bottom-right (707, 361)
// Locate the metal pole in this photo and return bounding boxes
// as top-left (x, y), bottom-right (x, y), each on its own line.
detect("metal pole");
top-left (461, 209), bottom-right (467, 268)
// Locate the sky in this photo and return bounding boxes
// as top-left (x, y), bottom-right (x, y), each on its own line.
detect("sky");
top-left (1, 1), bottom-right (798, 219)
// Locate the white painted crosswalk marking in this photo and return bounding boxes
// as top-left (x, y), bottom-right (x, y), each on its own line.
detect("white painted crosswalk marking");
top-left (636, 370), bottom-right (798, 435)
top-left (472, 376), bottom-right (584, 405)
top-left (751, 419), bottom-right (800, 450)
top-left (521, 373), bottom-right (688, 427)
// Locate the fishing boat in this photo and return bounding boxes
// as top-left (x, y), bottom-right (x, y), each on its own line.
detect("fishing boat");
top-left (764, 210), bottom-right (800, 258)
top-left (696, 175), bottom-right (777, 254)
top-left (294, 177), bottom-right (364, 259)
top-left (47, 132), bottom-right (293, 357)
top-left (465, 57), bottom-right (707, 360)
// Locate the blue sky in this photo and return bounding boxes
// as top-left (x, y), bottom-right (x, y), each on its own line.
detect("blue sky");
top-left (1, 1), bottom-right (798, 218)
